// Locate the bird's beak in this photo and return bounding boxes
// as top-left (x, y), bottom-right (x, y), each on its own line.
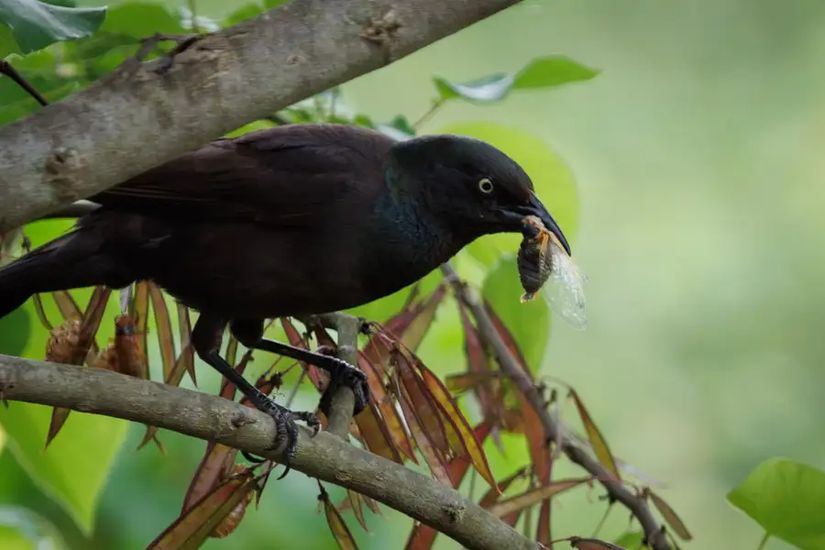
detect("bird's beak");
top-left (498, 192), bottom-right (572, 255)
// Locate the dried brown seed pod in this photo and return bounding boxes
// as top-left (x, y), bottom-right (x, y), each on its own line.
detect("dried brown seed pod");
top-left (46, 319), bottom-right (86, 365)
top-left (93, 343), bottom-right (119, 372)
top-left (114, 314), bottom-right (147, 379)
top-left (210, 466), bottom-right (255, 539)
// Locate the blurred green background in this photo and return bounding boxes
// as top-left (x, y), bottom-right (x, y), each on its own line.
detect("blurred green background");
top-left (2, 0), bottom-right (824, 549)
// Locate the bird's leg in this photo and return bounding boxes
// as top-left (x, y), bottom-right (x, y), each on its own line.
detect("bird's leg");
top-left (231, 319), bottom-right (370, 418)
top-left (192, 314), bottom-right (319, 475)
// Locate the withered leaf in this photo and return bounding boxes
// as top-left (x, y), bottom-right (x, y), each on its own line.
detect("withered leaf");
top-left (148, 470), bottom-right (257, 550)
top-left (176, 303), bottom-right (196, 385)
top-left (114, 314), bottom-right (147, 379)
top-left (281, 318), bottom-right (326, 390)
top-left (359, 353), bottom-right (416, 462)
top-left (648, 490), bottom-right (692, 541)
top-left (182, 442), bottom-right (237, 514)
top-left (224, 335), bottom-right (239, 368)
top-left (480, 467), bottom-right (528, 528)
top-left (385, 284), bottom-right (446, 351)
top-left (164, 343), bottom-right (195, 387)
top-left (568, 536), bottom-right (628, 550)
top-left (354, 403), bottom-right (402, 464)
top-left (319, 485), bottom-right (359, 550)
top-left (405, 422), bottom-right (492, 549)
top-left (347, 489), bottom-right (369, 532)
top-left (51, 290), bottom-right (82, 321)
top-left (419, 364), bottom-right (497, 490)
top-left (457, 302), bottom-right (504, 429)
top-left (149, 283), bottom-right (177, 381)
top-left (487, 477), bottom-right (590, 518)
top-left (405, 522), bottom-right (438, 550)
top-left (393, 351), bottom-right (450, 454)
top-left (569, 389), bottom-right (621, 481)
top-left (133, 282), bottom-right (151, 381)
top-left (394, 376), bottom-right (452, 485)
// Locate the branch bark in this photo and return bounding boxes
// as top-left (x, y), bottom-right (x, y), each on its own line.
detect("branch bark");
top-left (326, 313), bottom-right (361, 437)
top-left (0, 355), bottom-right (536, 550)
top-left (441, 264), bottom-right (671, 550)
top-left (0, 0), bottom-right (522, 232)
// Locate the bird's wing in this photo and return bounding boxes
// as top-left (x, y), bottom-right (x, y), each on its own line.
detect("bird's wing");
top-left (91, 124), bottom-right (395, 225)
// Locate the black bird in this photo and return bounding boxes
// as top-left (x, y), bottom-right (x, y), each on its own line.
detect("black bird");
top-left (0, 123), bottom-right (570, 461)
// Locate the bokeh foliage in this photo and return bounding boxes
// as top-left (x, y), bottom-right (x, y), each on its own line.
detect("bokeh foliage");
top-left (1, 1), bottom-right (822, 549)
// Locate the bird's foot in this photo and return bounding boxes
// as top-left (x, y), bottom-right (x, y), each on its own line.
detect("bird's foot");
top-left (248, 397), bottom-right (320, 478)
top-left (133, 33), bottom-right (202, 74)
top-left (315, 354), bottom-right (370, 417)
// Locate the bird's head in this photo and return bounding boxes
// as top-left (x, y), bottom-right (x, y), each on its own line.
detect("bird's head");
top-left (387, 134), bottom-right (571, 254)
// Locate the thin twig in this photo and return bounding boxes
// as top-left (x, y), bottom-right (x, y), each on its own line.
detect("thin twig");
top-left (441, 263), bottom-right (670, 550)
top-left (412, 97), bottom-right (445, 130)
top-left (0, 60), bottom-right (49, 106)
top-left (0, 356), bottom-right (535, 550)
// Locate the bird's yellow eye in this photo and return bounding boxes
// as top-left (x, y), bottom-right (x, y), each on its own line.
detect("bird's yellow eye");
top-left (478, 177), bottom-right (494, 194)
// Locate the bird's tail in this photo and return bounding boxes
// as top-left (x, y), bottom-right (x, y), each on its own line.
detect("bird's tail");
top-left (0, 229), bottom-right (124, 319)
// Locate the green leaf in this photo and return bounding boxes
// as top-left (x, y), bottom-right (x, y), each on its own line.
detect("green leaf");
top-left (727, 458), bottom-right (825, 549)
top-left (0, 402), bottom-right (127, 535)
top-left (0, 19), bottom-right (20, 56)
top-left (99, 2), bottom-right (182, 38)
top-left (613, 531), bottom-right (644, 549)
top-left (433, 73), bottom-right (514, 103)
top-left (0, 525), bottom-right (33, 550)
top-left (512, 56), bottom-right (599, 90)
top-left (0, 0), bottom-right (106, 53)
top-left (0, 306), bottom-right (31, 357)
top-left (433, 55), bottom-right (597, 103)
top-left (0, 289), bottom-right (127, 534)
top-left (482, 256), bottom-right (550, 370)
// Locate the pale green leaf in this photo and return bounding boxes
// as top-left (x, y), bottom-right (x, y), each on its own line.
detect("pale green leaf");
top-left (99, 2), bottom-right (182, 38)
top-left (0, 286), bottom-right (127, 535)
top-left (482, 256), bottom-right (550, 370)
top-left (513, 56), bottom-right (599, 90)
top-left (0, 402), bottom-right (127, 535)
top-left (433, 55), bottom-right (597, 103)
top-left (728, 458), bottom-right (825, 550)
top-left (433, 73), bottom-right (514, 103)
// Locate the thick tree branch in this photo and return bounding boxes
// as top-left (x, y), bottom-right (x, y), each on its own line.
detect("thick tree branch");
top-left (441, 264), bottom-right (670, 550)
top-left (0, 355), bottom-right (536, 550)
top-left (0, 0), bottom-right (522, 232)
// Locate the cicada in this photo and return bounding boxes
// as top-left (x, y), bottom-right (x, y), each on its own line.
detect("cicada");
top-left (517, 215), bottom-right (587, 329)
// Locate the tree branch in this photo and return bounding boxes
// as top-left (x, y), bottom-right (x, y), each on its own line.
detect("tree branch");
top-left (326, 313), bottom-right (361, 437)
top-left (0, 0), bottom-right (522, 232)
top-left (441, 264), bottom-right (670, 550)
top-left (0, 355), bottom-right (536, 550)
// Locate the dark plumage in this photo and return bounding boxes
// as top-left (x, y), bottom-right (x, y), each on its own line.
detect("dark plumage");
top-left (0, 123), bottom-right (570, 464)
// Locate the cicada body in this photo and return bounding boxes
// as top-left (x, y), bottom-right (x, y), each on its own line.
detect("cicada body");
top-left (517, 215), bottom-right (587, 329)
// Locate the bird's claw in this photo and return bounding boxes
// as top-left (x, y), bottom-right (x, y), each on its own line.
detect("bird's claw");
top-left (253, 398), bottom-right (318, 479)
top-left (318, 357), bottom-right (370, 417)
